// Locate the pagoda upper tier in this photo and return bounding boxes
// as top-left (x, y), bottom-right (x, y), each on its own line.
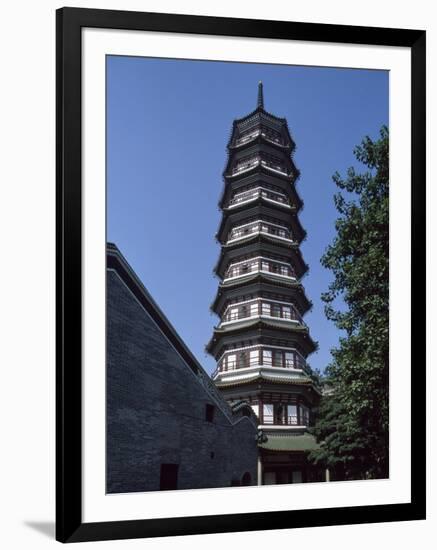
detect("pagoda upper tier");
top-left (208, 82), bottom-right (316, 383)
top-left (226, 85), bottom-right (297, 153)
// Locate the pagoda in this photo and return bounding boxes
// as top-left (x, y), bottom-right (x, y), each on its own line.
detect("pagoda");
top-left (207, 83), bottom-right (323, 485)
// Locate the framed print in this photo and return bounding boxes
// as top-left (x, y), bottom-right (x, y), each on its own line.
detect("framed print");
top-left (56, 7), bottom-right (426, 543)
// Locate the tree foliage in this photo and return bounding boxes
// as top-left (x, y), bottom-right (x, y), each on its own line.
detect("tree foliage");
top-left (309, 126), bottom-right (389, 480)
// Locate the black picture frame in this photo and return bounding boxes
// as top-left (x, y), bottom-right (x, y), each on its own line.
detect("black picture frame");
top-left (56, 6), bottom-right (426, 543)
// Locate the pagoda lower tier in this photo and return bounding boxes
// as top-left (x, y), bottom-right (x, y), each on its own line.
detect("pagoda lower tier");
top-left (213, 373), bottom-right (324, 485)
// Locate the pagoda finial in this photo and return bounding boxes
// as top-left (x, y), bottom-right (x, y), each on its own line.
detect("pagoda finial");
top-left (257, 81), bottom-right (264, 109)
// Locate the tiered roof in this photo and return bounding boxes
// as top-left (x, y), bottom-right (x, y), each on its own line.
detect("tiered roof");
top-left (208, 83), bottom-right (316, 375)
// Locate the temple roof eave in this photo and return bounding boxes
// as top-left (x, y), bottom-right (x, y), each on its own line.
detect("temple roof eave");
top-left (216, 203), bottom-right (306, 244)
top-left (213, 236), bottom-right (307, 273)
top-left (258, 433), bottom-right (321, 452)
top-left (210, 273), bottom-right (313, 313)
top-left (226, 107), bottom-right (296, 150)
top-left (214, 372), bottom-right (320, 393)
top-left (206, 319), bottom-right (317, 357)
top-left (217, 172), bottom-right (304, 212)
top-left (213, 246), bottom-right (308, 281)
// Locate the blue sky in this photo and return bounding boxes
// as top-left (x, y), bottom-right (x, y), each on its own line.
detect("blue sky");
top-left (107, 56), bottom-right (388, 375)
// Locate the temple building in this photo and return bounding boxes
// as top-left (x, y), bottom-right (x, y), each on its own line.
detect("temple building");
top-left (207, 83), bottom-right (323, 485)
top-left (106, 243), bottom-right (258, 493)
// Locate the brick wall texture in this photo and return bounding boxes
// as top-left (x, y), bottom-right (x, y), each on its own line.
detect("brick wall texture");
top-left (107, 268), bottom-right (258, 493)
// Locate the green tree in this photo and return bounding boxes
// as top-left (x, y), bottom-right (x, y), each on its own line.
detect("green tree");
top-left (309, 126), bottom-right (389, 480)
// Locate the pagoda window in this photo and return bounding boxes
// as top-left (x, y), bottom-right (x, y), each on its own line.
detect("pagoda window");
top-left (228, 307), bottom-right (238, 321)
top-left (229, 186), bottom-right (289, 208)
top-left (261, 302), bottom-right (271, 316)
top-left (239, 351), bottom-right (248, 368)
top-left (285, 352), bottom-right (295, 368)
top-left (295, 354), bottom-right (306, 370)
top-left (263, 349), bottom-right (272, 366)
top-left (227, 354), bottom-right (237, 369)
top-left (275, 404), bottom-right (285, 425)
top-left (250, 303), bottom-right (259, 316)
top-left (282, 306), bottom-right (292, 319)
top-left (263, 404), bottom-right (274, 424)
top-left (300, 404), bottom-right (310, 425)
top-left (287, 405), bottom-right (298, 425)
top-left (225, 258), bottom-right (294, 280)
top-left (272, 304), bottom-right (281, 318)
top-left (272, 350), bottom-right (283, 368)
top-left (250, 350), bottom-right (259, 366)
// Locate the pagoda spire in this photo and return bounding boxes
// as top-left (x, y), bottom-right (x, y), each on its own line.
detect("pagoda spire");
top-left (257, 81), bottom-right (264, 109)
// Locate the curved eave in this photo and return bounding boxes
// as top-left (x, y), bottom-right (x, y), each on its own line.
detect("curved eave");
top-left (210, 272), bottom-right (310, 310)
top-left (214, 373), bottom-right (317, 389)
top-left (213, 239), bottom-right (308, 280)
top-left (210, 279), bottom-right (312, 317)
top-left (216, 202), bottom-right (305, 244)
top-left (216, 232), bottom-right (300, 256)
top-left (206, 318), bottom-right (317, 356)
top-left (223, 197), bottom-right (296, 216)
top-left (226, 107), bottom-right (296, 150)
top-left (212, 318), bottom-right (310, 336)
top-left (259, 433), bottom-right (320, 452)
top-left (224, 134), bottom-right (293, 173)
top-left (218, 173), bottom-right (304, 212)
top-left (233, 106), bottom-right (287, 128)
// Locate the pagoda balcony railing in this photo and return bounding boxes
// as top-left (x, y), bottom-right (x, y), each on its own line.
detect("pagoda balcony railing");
top-left (212, 355), bottom-right (308, 378)
top-left (228, 222), bottom-right (293, 244)
top-left (221, 309), bottom-right (304, 326)
top-left (231, 158), bottom-right (290, 177)
top-left (232, 157), bottom-right (260, 175)
top-left (227, 359), bottom-right (302, 370)
top-left (235, 129), bottom-right (261, 146)
top-left (262, 415), bottom-right (301, 426)
top-left (228, 187), bottom-right (290, 209)
top-left (260, 159), bottom-right (289, 176)
top-left (263, 134), bottom-right (286, 147)
top-left (224, 259), bottom-right (295, 281)
top-left (219, 315), bottom-right (303, 328)
top-left (234, 130), bottom-right (285, 147)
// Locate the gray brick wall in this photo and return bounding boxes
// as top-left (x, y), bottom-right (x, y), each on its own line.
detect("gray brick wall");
top-left (107, 268), bottom-right (258, 493)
